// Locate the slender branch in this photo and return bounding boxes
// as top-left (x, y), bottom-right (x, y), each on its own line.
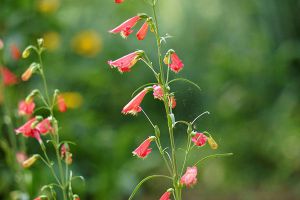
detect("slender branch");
top-left (129, 175), bottom-right (172, 200)
top-left (191, 111), bottom-right (210, 124)
top-left (194, 153), bottom-right (233, 166)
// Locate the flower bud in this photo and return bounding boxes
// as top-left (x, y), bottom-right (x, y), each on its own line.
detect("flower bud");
top-left (73, 194), bottom-right (80, 200)
top-left (37, 38), bottom-right (44, 47)
top-left (22, 47), bottom-right (31, 58)
top-left (208, 136), bottom-right (218, 150)
top-left (22, 154), bottom-right (39, 168)
top-left (21, 63), bottom-right (39, 81)
top-left (25, 89), bottom-right (39, 102)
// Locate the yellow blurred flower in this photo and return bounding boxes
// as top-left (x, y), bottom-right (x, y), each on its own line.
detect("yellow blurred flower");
top-left (60, 92), bottom-right (83, 109)
top-left (37, 0), bottom-right (60, 14)
top-left (43, 31), bottom-right (61, 51)
top-left (71, 30), bottom-right (102, 57)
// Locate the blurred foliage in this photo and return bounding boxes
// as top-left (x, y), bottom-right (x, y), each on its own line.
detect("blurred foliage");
top-left (1, 0), bottom-right (300, 199)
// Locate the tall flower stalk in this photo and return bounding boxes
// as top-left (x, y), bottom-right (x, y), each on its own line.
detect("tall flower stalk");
top-left (109, 0), bottom-right (233, 199)
top-left (17, 39), bottom-right (82, 200)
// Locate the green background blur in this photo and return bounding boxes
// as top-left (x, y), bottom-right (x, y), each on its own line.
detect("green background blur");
top-left (1, 0), bottom-right (300, 199)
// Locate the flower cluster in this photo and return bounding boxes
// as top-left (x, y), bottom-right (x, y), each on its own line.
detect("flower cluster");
top-left (108, 1), bottom-right (232, 199)
top-left (13, 38), bottom-right (81, 200)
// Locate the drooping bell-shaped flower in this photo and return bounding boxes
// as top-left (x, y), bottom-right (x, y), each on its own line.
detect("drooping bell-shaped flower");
top-left (164, 52), bottom-right (184, 73)
top-left (15, 118), bottom-right (37, 138)
top-left (122, 88), bottom-right (149, 115)
top-left (136, 22), bottom-right (149, 40)
top-left (18, 99), bottom-right (35, 116)
top-left (180, 166), bottom-right (198, 187)
top-left (132, 136), bottom-right (155, 158)
top-left (109, 16), bottom-right (141, 38)
top-left (108, 51), bottom-right (143, 73)
top-left (192, 132), bottom-right (207, 147)
top-left (35, 118), bottom-right (53, 134)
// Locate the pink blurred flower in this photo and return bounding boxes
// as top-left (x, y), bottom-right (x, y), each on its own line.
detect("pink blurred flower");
top-left (180, 166), bottom-right (197, 187)
top-left (109, 16), bottom-right (141, 38)
top-left (18, 99), bottom-right (35, 116)
top-left (122, 88), bottom-right (148, 115)
top-left (16, 152), bottom-right (28, 165)
top-left (132, 136), bottom-right (155, 158)
top-left (0, 67), bottom-right (18, 86)
top-left (108, 51), bottom-right (142, 73)
top-left (136, 22), bottom-right (149, 40)
top-left (0, 39), bottom-right (3, 50)
top-left (192, 133), bottom-right (207, 147)
top-left (35, 118), bottom-right (53, 134)
top-left (115, 0), bottom-right (124, 3)
top-left (153, 85), bottom-right (163, 100)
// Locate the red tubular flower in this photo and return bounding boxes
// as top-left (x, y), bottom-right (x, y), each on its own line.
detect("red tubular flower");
top-left (108, 51), bottom-right (143, 73)
top-left (180, 166), bottom-right (198, 187)
top-left (136, 22), bottom-right (149, 40)
top-left (122, 88), bottom-right (149, 115)
top-left (18, 99), bottom-right (35, 116)
top-left (169, 96), bottom-right (176, 109)
top-left (10, 44), bottom-right (21, 60)
top-left (165, 52), bottom-right (184, 73)
top-left (153, 85), bottom-right (163, 100)
top-left (0, 67), bottom-right (18, 86)
top-left (132, 136), bottom-right (155, 158)
top-left (57, 94), bottom-right (67, 112)
top-left (160, 191), bottom-right (171, 200)
top-left (109, 16), bottom-right (141, 38)
top-left (115, 0), bottom-right (124, 3)
top-left (192, 132), bottom-right (207, 147)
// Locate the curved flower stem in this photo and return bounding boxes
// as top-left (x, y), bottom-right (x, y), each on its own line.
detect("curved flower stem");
top-left (191, 111), bottom-right (210, 125)
top-left (193, 153), bottom-right (234, 166)
top-left (37, 49), bottom-right (68, 200)
top-left (180, 133), bottom-right (192, 176)
top-left (129, 175), bottom-right (172, 200)
top-left (141, 109), bottom-right (155, 128)
top-left (40, 143), bottom-right (62, 185)
top-left (140, 58), bottom-right (158, 76)
top-left (154, 137), bottom-right (173, 175)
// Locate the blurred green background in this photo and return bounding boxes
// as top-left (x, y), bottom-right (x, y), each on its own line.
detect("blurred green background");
top-left (1, 0), bottom-right (300, 199)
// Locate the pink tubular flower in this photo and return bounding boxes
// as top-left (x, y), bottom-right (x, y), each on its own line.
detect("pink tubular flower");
top-left (115, 0), bottom-right (124, 3)
top-left (16, 152), bottom-right (28, 165)
top-left (180, 166), bottom-right (198, 187)
top-left (192, 132), bottom-right (207, 147)
top-left (153, 85), bottom-right (163, 100)
top-left (15, 118), bottom-right (53, 142)
top-left (160, 191), bottom-right (171, 200)
top-left (136, 22), bottom-right (149, 40)
top-left (18, 99), bottom-right (35, 116)
top-left (122, 88), bottom-right (149, 115)
top-left (132, 136), bottom-right (155, 158)
top-left (108, 51), bottom-right (143, 73)
top-left (109, 16), bottom-right (141, 38)
top-left (57, 94), bottom-right (67, 112)
top-left (35, 118), bottom-right (53, 134)
top-left (166, 52), bottom-right (184, 73)
top-left (0, 67), bottom-right (18, 86)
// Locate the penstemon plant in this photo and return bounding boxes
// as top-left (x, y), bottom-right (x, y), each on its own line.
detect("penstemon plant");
top-left (109, 0), bottom-right (233, 200)
top-left (14, 38), bottom-right (82, 200)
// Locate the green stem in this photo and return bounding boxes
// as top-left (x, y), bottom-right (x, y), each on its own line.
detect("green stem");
top-left (129, 175), bottom-right (172, 200)
top-left (194, 153), bottom-right (234, 166)
top-left (152, 1), bottom-right (181, 199)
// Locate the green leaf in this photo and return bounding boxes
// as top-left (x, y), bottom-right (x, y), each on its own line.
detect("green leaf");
top-left (168, 78), bottom-right (201, 91)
